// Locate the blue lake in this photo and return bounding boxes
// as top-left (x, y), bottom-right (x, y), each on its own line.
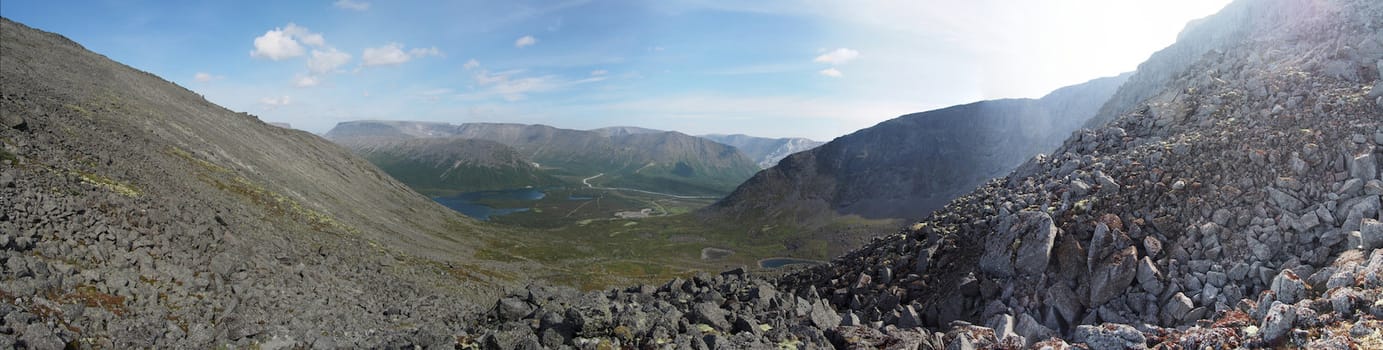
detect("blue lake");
top-left (758, 257), bottom-right (821, 269)
top-left (568, 194), bottom-right (595, 200)
top-left (433, 188), bottom-right (545, 221)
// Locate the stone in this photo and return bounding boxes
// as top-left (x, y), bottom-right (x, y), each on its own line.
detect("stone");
top-left (1270, 269), bottom-right (1308, 305)
top-left (1089, 246), bottom-right (1139, 306)
top-left (1014, 211), bottom-right (1058, 276)
top-left (1095, 170), bottom-right (1120, 194)
top-left (1266, 187), bottom-right (1305, 212)
top-left (1342, 179), bottom-right (1366, 195)
top-left (1351, 153), bottom-right (1378, 181)
top-left (1164, 293), bottom-right (1194, 323)
top-left (691, 302), bottom-right (731, 331)
top-left (809, 299), bottom-right (842, 329)
top-left (497, 296), bottom-right (533, 322)
top-left (1073, 323), bottom-right (1147, 350)
top-left (899, 305), bottom-right (923, 328)
top-left (1014, 313), bottom-right (1053, 346)
top-left (1135, 257), bottom-right (1163, 295)
top-left (1046, 283), bottom-right (1083, 325)
top-left (1260, 302), bottom-right (1296, 343)
top-left (1362, 218), bottom-right (1383, 250)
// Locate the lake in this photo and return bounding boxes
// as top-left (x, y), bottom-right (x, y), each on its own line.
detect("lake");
top-left (758, 257), bottom-right (822, 269)
top-left (433, 188), bottom-right (545, 221)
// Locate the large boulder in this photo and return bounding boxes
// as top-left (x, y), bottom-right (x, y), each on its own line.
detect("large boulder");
top-left (1089, 246), bottom-right (1138, 306)
top-left (1351, 153), bottom-right (1378, 181)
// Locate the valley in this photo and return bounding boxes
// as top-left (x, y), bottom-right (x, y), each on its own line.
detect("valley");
top-left (4, 0), bottom-right (1383, 348)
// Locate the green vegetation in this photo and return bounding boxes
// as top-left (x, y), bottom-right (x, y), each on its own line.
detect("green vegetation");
top-left (73, 171), bottom-right (140, 197)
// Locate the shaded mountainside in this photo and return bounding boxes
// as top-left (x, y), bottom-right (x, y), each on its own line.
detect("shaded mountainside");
top-left (339, 137), bottom-right (560, 195)
top-left (701, 134), bottom-right (825, 169)
top-left (326, 121), bottom-right (762, 196)
top-left (471, 0), bottom-right (1383, 348)
top-left (0, 17), bottom-right (532, 348)
top-left (706, 73), bottom-right (1130, 227)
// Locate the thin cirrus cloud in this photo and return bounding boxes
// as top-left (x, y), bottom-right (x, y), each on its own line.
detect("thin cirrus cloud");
top-left (259, 96), bottom-right (292, 109)
top-left (307, 47), bottom-right (352, 74)
top-left (514, 35), bottom-right (537, 48)
top-left (361, 43), bottom-right (444, 66)
top-left (294, 75), bottom-right (320, 88)
top-left (333, 0), bottom-right (370, 11)
top-left (818, 68), bottom-right (843, 78)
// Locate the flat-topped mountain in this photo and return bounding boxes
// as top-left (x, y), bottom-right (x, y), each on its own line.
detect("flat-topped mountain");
top-left (326, 121), bottom-right (762, 196)
top-left (705, 73), bottom-right (1130, 227)
top-left (701, 134), bottom-right (825, 169)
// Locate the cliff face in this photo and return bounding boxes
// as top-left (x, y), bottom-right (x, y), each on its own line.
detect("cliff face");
top-left (706, 73), bottom-right (1128, 226)
top-left (700, 134), bottom-right (825, 169)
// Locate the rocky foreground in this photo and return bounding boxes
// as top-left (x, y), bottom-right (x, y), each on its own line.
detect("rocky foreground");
top-left (469, 0), bottom-right (1383, 348)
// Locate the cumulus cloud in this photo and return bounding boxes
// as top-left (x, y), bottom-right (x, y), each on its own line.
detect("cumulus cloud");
top-left (813, 48), bottom-right (859, 65)
top-left (362, 43), bottom-right (443, 67)
top-left (333, 0), bottom-right (370, 11)
top-left (294, 75), bottom-right (320, 88)
top-left (250, 29), bottom-right (304, 60)
top-left (515, 35), bottom-right (537, 48)
top-left (818, 68), bottom-right (843, 78)
top-left (250, 23), bottom-right (326, 60)
top-left (308, 48), bottom-right (352, 73)
top-left (463, 59), bottom-right (481, 70)
top-left (193, 72), bottom-right (222, 82)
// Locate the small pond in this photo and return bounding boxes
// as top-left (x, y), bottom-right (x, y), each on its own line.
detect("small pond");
top-left (758, 257), bottom-right (822, 269)
top-left (433, 188), bottom-right (545, 221)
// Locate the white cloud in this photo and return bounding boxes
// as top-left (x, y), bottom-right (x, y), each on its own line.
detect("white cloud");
top-left (193, 72), bottom-right (222, 82)
top-left (259, 96), bottom-right (292, 109)
top-left (333, 0), bottom-right (370, 11)
top-left (463, 59), bottom-right (481, 70)
top-left (515, 35), bottom-right (537, 48)
top-left (250, 29), bottom-right (304, 60)
top-left (590, 69), bottom-right (608, 76)
top-left (250, 23), bottom-right (329, 60)
top-left (362, 43), bottom-right (442, 67)
top-left (362, 43), bottom-right (412, 66)
top-left (281, 23), bottom-right (325, 47)
top-left (409, 46), bottom-right (444, 57)
top-left (294, 75), bottom-right (320, 88)
top-left (307, 48), bottom-right (352, 73)
top-left (813, 48), bottom-right (859, 65)
top-left (818, 68), bottom-right (843, 78)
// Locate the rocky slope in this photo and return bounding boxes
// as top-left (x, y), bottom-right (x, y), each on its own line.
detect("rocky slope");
top-left (470, 0), bottom-right (1383, 348)
top-left (705, 73), bottom-right (1129, 227)
top-left (326, 121), bottom-right (762, 196)
top-left (0, 17), bottom-right (529, 348)
top-left (336, 136), bottom-right (558, 195)
top-left (701, 134), bottom-right (825, 169)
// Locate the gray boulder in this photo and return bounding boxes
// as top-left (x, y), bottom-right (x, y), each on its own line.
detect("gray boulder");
top-left (1260, 302), bottom-right (1297, 343)
top-left (1089, 246), bottom-right (1138, 306)
top-left (1351, 153), bottom-right (1378, 180)
top-left (1270, 269), bottom-right (1308, 305)
top-left (1073, 323), bottom-right (1147, 350)
top-left (1363, 218), bottom-right (1383, 250)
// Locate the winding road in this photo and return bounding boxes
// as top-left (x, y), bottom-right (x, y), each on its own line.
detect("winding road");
top-left (581, 173), bottom-right (721, 199)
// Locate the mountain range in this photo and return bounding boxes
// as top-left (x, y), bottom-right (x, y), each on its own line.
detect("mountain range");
top-left (705, 72), bottom-right (1130, 227)
top-left (327, 121), bottom-right (765, 196)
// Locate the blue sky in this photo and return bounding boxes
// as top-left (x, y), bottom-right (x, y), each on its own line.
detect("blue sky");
top-left (1, 0), bottom-right (1229, 140)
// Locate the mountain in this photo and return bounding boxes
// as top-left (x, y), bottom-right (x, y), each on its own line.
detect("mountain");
top-left (706, 73), bottom-right (1130, 227)
top-left (474, 0), bottom-right (1383, 348)
top-left (337, 137), bottom-right (559, 195)
top-left (701, 134), bottom-right (825, 168)
top-left (326, 121), bottom-right (762, 196)
top-left (0, 17), bottom-right (529, 348)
